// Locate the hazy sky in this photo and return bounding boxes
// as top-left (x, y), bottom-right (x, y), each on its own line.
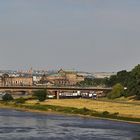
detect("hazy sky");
top-left (0, 0), bottom-right (140, 72)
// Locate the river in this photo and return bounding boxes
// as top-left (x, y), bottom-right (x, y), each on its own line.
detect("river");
top-left (0, 109), bottom-right (140, 140)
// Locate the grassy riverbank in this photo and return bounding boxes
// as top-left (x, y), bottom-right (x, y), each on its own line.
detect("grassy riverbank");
top-left (36, 99), bottom-right (140, 118)
top-left (0, 99), bottom-right (140, 123)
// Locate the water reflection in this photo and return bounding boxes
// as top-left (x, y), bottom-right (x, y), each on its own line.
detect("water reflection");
top-left (0, 109), bottom-right (139, 140)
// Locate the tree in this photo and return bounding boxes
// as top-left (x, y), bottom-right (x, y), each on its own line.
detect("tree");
top-left (127, 64), bottom-right (140, 98)
top-left (107, 83), bottom-right (124, 99)
top-left (33, 89), bottom-right (47, 102)
top-left (77, 78), bottom-right (106, 87)
top-left (2, 93), bottom-right (14, 101)
top-left (105, 70), bottom-right (130, 87)
top-left (116, 70), bottom-right (130, 87)
top-left (105, 75), bottom-right (117, 87)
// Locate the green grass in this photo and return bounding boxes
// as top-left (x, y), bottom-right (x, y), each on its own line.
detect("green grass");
top-left (1, 101), bottom-right (140, 123)
top-left (16, 104), bottom-right (140, 123)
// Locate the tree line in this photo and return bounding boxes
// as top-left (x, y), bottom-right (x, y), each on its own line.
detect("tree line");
top-left (77, 64), bottom-right (140, 99)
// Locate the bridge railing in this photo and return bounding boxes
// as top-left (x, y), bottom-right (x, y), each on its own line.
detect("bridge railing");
top-left (0, 85), bottom-right (112, 90)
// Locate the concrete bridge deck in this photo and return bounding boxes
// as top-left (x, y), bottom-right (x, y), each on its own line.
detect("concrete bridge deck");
top-left (0, 86), bottom-right (112, 91)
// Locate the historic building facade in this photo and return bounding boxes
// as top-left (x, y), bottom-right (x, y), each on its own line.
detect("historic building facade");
top-left (40, 69), bottom-right (85, 86)
top-left (0, 74), bottom-right (33, 86)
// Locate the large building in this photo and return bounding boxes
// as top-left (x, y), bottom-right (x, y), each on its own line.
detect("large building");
top-left (40, 69), bottom-right (85, 86)
top-left (0, 74), bottom-right (33, 86)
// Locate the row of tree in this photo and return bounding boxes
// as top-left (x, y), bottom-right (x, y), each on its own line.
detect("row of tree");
top-left (77, 64), bottom-right (140, 99)
top-left (77, 78), bottom-right (106, 87)
top-left (106, 64), bottom-right (140, 99)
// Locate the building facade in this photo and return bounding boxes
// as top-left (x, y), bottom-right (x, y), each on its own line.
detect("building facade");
top-left (40, 69), bottom-right (85, 86)
top-left (0, 74), bottom-right (33, 86)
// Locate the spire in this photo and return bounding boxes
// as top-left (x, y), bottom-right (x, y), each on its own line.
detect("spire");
top-left (28, 67), bottom-right (33, 76)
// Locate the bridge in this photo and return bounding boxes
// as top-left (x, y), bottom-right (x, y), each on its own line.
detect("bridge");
top-left (0, 86), bottom-right (112, 91)
top-left (0, 86), bottom-right (112, 99)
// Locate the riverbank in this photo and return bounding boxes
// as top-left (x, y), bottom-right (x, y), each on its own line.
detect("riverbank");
top-left (0, 100), bottom-right (140, 124)
top-left (35, 99), bottom-right (140, 118)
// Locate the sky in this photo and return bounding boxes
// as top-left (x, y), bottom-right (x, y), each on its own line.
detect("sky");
top-left (0, 0), bottom-right (140, 72)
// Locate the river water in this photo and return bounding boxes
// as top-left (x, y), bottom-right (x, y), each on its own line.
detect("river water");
top-left (0, 109), bottom-right (140, 140)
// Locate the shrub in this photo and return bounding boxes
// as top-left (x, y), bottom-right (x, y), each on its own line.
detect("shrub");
top-left (15, 97), bottom-right (26, 104)
top-left (102, 111), bottom-right (110, 116)
top-left (33, 90), bottom-right (47, 102)
top-left (113, 112), bottom-right (119, 116)
top-left (107, 83), bottom-right (124, 99)
top-left (82, 107), bottom-right (90, 112)
top-left (2, 93), bottom-right (14, 102)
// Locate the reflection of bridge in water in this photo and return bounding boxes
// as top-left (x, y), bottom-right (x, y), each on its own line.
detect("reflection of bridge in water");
top-left (0, 86), bottom-right (112, 99)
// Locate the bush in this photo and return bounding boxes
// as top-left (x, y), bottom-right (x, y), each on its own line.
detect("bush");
top-left (33, 90), bottom-right (47, 102)
top-left (102, 111), bottom-right (110, 116)
top-left (113, 112), bottom-right (119, 116)
top-left (2, 93), bottom-right (14, 102)
top-left (121, 91), bottom-right (128, 97)
top-left (15, 97), bottom-right (26, 104)
top-left (82, 107), bottom-right (90, 112)
top-left (107, 83), bottom-right (124, 99)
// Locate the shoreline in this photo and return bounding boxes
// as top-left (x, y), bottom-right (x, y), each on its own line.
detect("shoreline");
top-left (0, 103), bottom-right (140, 125)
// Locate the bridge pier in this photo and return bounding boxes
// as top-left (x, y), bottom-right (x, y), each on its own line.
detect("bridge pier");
top-left (55, 91), bottom-right (59, 99)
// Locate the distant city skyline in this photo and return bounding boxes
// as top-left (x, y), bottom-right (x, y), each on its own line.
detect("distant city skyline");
top-left (0, 0), bottom-right (140, 72)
